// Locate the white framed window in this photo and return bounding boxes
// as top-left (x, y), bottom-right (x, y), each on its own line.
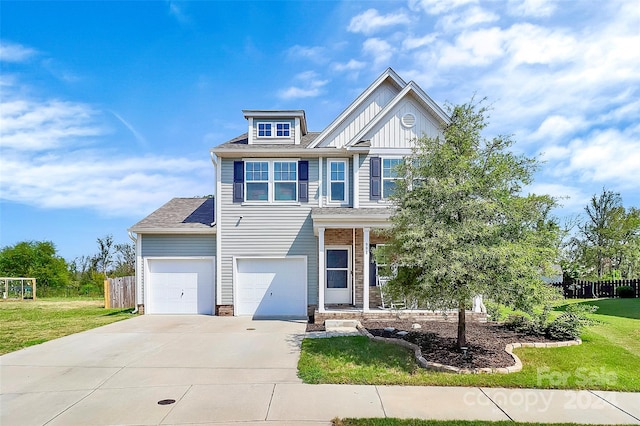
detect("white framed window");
top-left (244, 159), bottom-right (300, 203)
top-left (382, 158), bottom-right (402, 199)
top-left (276, 122), bottom-right (290, 137)
top-left (257, 121), bottom-right (290, 138)
top-left (274, 161), bottom-right (297, 201)
top-left (245, 161), bottom-right (269, 201)
top-left (328, 159), bottom-right (349, 205)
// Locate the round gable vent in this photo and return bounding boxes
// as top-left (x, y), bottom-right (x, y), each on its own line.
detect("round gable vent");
top-left (401, 113), bottom-right (416, 128)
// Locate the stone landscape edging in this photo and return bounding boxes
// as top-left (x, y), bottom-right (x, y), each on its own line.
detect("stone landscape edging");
top-left (355, 323), bottom-right (582, 374)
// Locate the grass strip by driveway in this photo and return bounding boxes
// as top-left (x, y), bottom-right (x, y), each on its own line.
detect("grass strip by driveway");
top-left (298, 299), bottom-right (640, 391)
top-left (0, 298), bottom-right (134, 355)
top-left (333, 419), bottom-right (631, 426)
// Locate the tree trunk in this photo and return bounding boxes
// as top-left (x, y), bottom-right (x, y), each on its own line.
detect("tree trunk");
top-left (457, 302), bottom-right (467, 349)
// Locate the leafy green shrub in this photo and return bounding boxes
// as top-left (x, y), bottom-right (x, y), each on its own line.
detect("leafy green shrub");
top-left (616, 286), bottom-right (635, 298)
top-left (545, 303), bottom-right (599, 340)
top-left (504, 313), bottom-right (535, 334)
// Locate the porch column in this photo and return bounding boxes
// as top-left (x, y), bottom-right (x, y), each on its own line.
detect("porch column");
top-left (363, 227), bottom-right (370, 312)
top-left (318, 227), bottom-right (325, 313)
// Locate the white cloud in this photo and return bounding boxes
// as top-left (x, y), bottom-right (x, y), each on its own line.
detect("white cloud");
top-left (556, 125), bottom-right (640, 188)
top-left (166, 1), bottom-right (190, 25)
top-left (0, 41), bottom-right (37, 62)
top-left (409, 0), bottom-right (477, 15)
top-left (333, 59), bottom-right (367, 72)
top-left (529, 115), bottom-right (586, 143)
top-left (0, 99), bottom-right (105, 151)
top-left (277, 73), bottom-right (329, 99)
top-left (525, 182), bottom-right (588, 211)
top-left (508, 0), bottom-right (557, 17)
top-left (0, 77), bottom-right (211, 217)
top-left (286, 45), bottom-right (329, 63)
top-left (438, 6), bottom-right (499, 32)
top-left (362, 38), bottom-right (394, 67)
top-left (402, 34), bottom-right (438, 50)
top-left (438, 27), bottom-right (506, 67)
top-left (0, 150), bottom-right (211, 217)
top-left (347, 9), bottom-right (411, 35)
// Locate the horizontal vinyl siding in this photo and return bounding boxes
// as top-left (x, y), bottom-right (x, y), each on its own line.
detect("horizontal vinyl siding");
top-left (219, 158), bottom-right (319, 305)
top-left (325, 82), bottom-right (398, 148)
top-left (141, 235), bottom-right (216, 257)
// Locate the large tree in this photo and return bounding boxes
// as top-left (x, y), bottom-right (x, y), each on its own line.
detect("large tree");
top-left (376, 100), bottom-right (560, 348)
top-left (0, 241), bottom-right (70, 291)
top-left (566, 189), bottom-right (640, 279)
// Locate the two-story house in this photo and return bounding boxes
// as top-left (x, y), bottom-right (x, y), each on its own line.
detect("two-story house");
top-left (129, 68), bottom-right (450, 319)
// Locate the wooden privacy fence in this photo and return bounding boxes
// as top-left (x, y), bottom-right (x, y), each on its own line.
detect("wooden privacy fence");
top-left (551, 279), bottom-right (639, 299)
top-left (104, 276), bottom-right (135, 308)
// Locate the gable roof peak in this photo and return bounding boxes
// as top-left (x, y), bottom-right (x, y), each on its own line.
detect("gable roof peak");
top-left (307, 68), bottom-right (408, 148)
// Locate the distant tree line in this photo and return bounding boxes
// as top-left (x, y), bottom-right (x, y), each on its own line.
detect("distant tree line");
top-left (561, 189), bottom-right (640, 281)
top-left (0, 234), bottom-right (134, 297)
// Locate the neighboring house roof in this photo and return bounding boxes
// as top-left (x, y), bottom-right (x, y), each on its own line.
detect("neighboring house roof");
top-left (129, 198), bottom-right (216, 234)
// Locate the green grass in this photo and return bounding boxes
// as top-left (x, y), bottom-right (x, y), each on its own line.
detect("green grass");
top-left (0, 298), bottom-right (134, 355)
top-left (298, 298), bottom-right (640, 391)
top-left (333, 420), bottom-right (631, 426)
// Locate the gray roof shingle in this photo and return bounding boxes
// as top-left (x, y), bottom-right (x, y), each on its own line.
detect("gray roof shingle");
top-left (129, 198), bottom-right (215, 233)
top-left (214, 132), bottom-right (321, 150)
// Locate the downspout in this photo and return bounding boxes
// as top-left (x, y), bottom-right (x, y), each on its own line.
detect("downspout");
top-left (127, 231), bottom-right (139, 314)
top-left (209, 152), bottom-right (217, 227)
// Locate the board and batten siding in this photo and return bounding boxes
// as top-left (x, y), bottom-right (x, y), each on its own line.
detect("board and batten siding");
top-left (324, 81), bottom-right (399, 148)
top-left (141, 235), bottom-right (216, 257)
top-left (367, 98), bottom-right (442, 149)
top-left (219, 158), bottom-right (319, 305)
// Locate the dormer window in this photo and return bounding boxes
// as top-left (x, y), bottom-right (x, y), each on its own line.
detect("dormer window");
top-left (276, 123), bottom-right (290, 137)
top-left (258, 122), bottom-right (272, 137)
top-left (257, 121), bottom-right (290, 138)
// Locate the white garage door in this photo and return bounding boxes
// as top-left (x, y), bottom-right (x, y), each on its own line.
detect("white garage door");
top-left (236, 257), bottom-right (306, 318)
top-left (147, 258), bottom-right (214, 314)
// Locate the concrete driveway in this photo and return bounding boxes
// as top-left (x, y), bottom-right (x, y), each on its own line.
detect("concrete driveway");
top-left (2, 315), bottom-right (639, 425)
top-left (1, 315), bottom-right (312, 425)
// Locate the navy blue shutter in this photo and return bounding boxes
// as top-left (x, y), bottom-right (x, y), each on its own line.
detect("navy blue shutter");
top-left (370, 157), bottom-right (381, 200)
top-left (233, 161), bottom-right (244, 203)
top-left (298, 160), bottom-right (309, 202)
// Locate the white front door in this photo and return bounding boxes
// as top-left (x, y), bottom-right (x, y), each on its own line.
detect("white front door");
top-left (325, 247), bottom-right (351, 304)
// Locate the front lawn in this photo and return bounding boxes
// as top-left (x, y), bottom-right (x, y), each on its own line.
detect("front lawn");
top-left (298, 299), bottom-right (640, 391)
top-left (0, 298), bottom-right (134, 355)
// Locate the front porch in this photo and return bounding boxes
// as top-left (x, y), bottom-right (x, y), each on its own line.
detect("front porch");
top-left (310, 208), bottom-right (488, 325)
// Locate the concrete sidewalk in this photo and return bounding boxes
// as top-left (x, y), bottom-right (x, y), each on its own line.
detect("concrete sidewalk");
top-left (1, 316), bottom-right (638, 425)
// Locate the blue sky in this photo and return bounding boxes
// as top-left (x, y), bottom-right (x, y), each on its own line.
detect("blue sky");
top-left (1, 0), bottom-right (639, 261)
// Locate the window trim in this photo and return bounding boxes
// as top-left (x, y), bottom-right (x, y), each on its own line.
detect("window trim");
top-left (242, 158), bottom-right (301, 204)
top-left (256, 121), bottom-right (291, 139)
top-left (381, 157), bottom-right (403, 200)
top-left (327, 159), bottom-right (349, 206)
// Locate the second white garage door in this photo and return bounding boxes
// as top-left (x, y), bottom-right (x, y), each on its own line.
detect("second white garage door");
top-left (235, 257), bottom-right (307, 318)
top-left (146, 258), bottom-right (214, 315)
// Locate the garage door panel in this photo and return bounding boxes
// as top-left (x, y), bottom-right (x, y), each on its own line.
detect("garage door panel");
top-left (147, 259), bottom-right (214, 315)
top-left (236, 258), bottom-right (306, 318)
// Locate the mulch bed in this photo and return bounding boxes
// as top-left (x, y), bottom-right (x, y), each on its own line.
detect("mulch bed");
top-left (307, 320), bottom-right (560, 369)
